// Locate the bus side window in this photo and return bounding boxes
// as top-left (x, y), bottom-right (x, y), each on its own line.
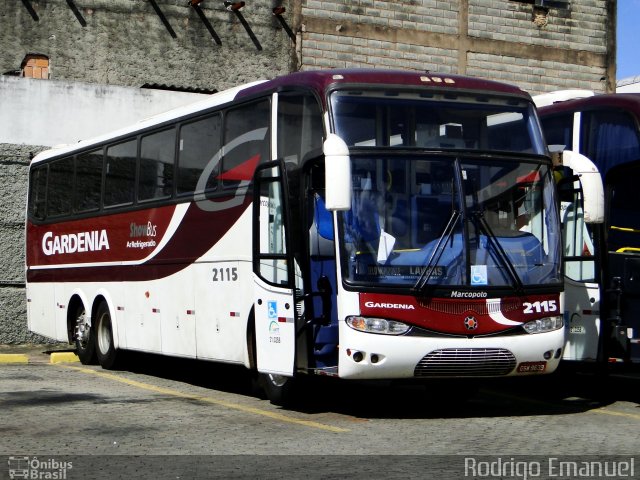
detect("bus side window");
top-left (177, 113), bottom-right (222, 196)
top-left (75, 149), bottom-right (103, 213)
top-left (29, 165), bottom-right (48, 220)
top-left (581, 110), bottom-right (640, 171)
top-left (541, 113), bottom-right (573, 151)
top-left (277, 93), bottom-right (324, 164)
top-left (139, 128), bottom-right (175, 202)
top-left (222, 99), bottom-right (270, 189)
top-left (47, 157), bottom-right (74, 217)
top-left (104, 139), bottom-right (136, 208)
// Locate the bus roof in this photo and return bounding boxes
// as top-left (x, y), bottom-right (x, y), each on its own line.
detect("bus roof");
top-left (236, 68), bottom-right (530, 100)
top-left (538, 93), bottom-right (640, 117)
top-left (32, 69), bottom-right (532, 165)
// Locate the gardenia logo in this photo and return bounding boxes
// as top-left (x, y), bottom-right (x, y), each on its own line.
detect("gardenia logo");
top-left (364, 302), bottom-right (415, 310)
top-left (42, 230), bottom-right (110, 256)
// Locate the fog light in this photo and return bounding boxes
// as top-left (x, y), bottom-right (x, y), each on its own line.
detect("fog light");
top-left (543, 350), bottom-right (552, 360)
top-left (370, 354), bottom-right (379, 364)
top-left (352, 351), bottom-right (364, 362)
top-left (555, 348), bottom-right (562, 359)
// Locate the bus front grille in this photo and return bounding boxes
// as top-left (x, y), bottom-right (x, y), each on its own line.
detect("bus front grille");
top-left (414, 348), bottom-right (516, 377)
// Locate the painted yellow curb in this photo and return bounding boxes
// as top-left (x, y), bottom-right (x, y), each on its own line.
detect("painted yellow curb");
top-left (49, 352), bottom-right (79, 364)
top-left (0, 353), bottom-right (30, 364)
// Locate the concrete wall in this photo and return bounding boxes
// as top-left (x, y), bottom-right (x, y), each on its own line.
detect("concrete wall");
top-left (0, 143), bottom-right (49, 343)
top-left (0, 76), bottom-right (206, 147)
top-left (0, 0), bottom-right (296, 91)
top-left (299, 0), bottom-right (615, 95)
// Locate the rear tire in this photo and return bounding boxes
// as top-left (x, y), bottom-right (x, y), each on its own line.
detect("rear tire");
top-left (95, 302), bottom-right (119, 370)
top-left (74, 305), bottom-right (96, 365)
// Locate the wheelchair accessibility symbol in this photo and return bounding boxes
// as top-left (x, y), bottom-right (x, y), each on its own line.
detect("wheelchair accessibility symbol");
top-left (471, 265), bottom-right (488, 286)
top-left (267, 301), bottom-right (277, 319)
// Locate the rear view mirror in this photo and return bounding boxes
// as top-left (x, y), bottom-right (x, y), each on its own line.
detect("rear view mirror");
top-left (323, 134), bottom-right (351, 211)
top-left (562, 150), bottom-right (604, 224)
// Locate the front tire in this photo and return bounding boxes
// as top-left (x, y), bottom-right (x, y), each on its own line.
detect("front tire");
top-left (95, 302), bottom-right (119, 370)
top-left (259, 373), bottom-right (296, 406)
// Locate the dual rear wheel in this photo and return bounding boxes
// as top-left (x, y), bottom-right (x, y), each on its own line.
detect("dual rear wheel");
top-left (74, 301), bottom-right (119, 369)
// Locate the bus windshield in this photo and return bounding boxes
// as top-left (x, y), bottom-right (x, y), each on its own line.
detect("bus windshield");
top-left (337, 154), bottom-right (561, 292)
top-left (331, 90), bottom-right (545, 154)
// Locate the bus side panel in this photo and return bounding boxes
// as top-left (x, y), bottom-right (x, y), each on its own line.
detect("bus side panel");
top-left (194, 260), bottom-right (251, 363)
top-left (158, 270), bottom-right (197, 357)
top-left (124, 280), bottom-right (163, 354)
top-left (26, 283), bottom-right (58, 341)
top-left (193, 205), bottom-right (254, 363)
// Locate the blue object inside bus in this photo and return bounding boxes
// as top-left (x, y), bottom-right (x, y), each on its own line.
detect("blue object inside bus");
top-left (309, 195), bottom-right (339, 369)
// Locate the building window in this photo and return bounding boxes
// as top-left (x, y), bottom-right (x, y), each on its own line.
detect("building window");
top-left (21, 54), bottom-right (50, 79)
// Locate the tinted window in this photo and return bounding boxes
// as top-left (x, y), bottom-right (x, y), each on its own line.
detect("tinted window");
top-left (139, 128), bottom-right (175, 201)
top-left (331, 91), bottom-right (544, 153)
top-left (277, 93), bottom-right (324, 164)
top-left (29, 165), bottom-right (48, 220)
top-left (75, 149), bottom-right (103, 213)
top-left (178, 114), bottom-right (222, 195)
top-left (222, 99), bottom-right (270, 189)
top-left (105, 139), bottom-right (136, 207)
top-left (541, 113), bottom-right (573, 150)
top-left (47, 157), bottom-right (74, 217)
top-left (582, 110), bottom-right (640, 174)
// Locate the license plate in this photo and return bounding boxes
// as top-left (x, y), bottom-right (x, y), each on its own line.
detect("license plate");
top-left (517, 361), bottom-right (547, 373)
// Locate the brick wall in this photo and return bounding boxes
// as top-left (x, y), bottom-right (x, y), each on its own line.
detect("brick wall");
top-left (300, 0), bottom-right (614, 96)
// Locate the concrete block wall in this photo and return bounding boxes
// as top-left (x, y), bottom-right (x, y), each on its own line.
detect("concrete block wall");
top-left (0, 144), bottom-right (51, 344)
top-left (465, 0), bottom-right (610, 94)
top-left (300, 0), bottom-right (614, 96)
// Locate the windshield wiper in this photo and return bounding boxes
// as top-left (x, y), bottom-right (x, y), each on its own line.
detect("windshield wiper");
top-left (471, 210), bottom-right (524, 294)
top-left (413, 210), bottom-right (460, 292)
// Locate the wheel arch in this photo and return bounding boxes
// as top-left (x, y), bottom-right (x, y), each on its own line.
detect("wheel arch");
top-left (66, 291), bottom-right (90, 344)
top-left (246, 306), bottom-right (256, 371)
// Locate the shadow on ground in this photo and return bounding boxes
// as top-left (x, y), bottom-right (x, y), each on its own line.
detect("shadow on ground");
top-left (103, 351), bottom-right (640, 419)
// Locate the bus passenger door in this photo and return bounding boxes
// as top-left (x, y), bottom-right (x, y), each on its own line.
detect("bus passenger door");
top-left (604, 162), bottom-right (640, 363)
top-left (252, 161), bottom-right (298, 376)
top-left (559, 177), bottom-right (601, 362)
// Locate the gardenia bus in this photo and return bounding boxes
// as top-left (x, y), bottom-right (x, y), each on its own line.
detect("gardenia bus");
top-left (26, 69), bottom-right (564, 404)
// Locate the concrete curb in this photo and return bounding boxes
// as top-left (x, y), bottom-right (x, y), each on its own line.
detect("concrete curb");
top-left (0, 353), bottom-right (30, 364)
top-left (49, 352), bottom-right (80, 364)
top-left (0, 351), bottom-right (79, 364)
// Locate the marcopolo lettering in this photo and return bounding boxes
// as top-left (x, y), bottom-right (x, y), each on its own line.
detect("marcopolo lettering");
top-left (451, 290), bottom-right (488, 299)
top-left (364, 301), bottom-right (415, 310)
top-left (42, 230), bottom-right (110, 256)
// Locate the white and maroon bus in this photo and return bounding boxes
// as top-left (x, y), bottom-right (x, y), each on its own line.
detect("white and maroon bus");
top-left (537, 91), bottom-right (640, 366)
top-left (26, 70), bottom-right (564, 404)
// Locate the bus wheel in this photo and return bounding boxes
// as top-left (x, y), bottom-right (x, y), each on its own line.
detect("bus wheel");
top-left (95, 302), bottom-right (119, 370)
top-left (258, 373), bottom-right (296, 406)
top-left (74, 305), bottom-right (96, 365)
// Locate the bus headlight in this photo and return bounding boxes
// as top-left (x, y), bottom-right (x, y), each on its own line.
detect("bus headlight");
top-left (523, 316), bottom-right (563, 334)
top-left (346, 316), bottom-right (411, 335)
